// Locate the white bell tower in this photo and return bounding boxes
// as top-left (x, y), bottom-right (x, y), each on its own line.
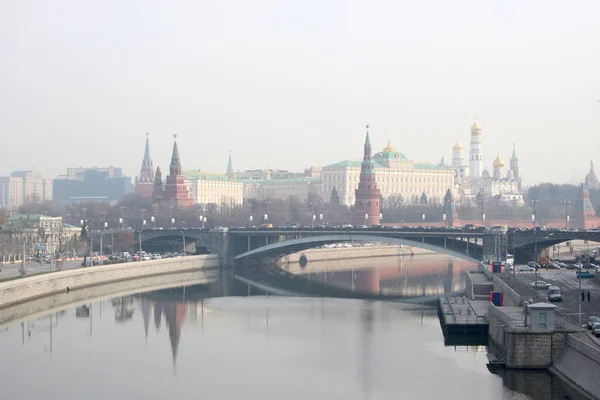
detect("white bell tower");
top-left (469, 120), bottom-right (484, 179)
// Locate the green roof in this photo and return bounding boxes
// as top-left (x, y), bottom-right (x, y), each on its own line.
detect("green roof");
top-left (184, 170), bottom-right (232, 182)
top-left (373, 150), bottom-right (409, 162)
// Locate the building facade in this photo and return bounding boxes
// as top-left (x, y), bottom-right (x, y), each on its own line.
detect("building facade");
top-left (454, 123), bottom-right (524, 206)
top-left (3, 214), bottom-right (79, 257)
top-left (321, 140), bottom-right (454, 206)
top-left (53, 169), bottom-right (132, 203)
top-left (585, 161), bottom-right (599, 190)
top-left (0, 171), bottom-right (52, 208)
top-left (184, 170), bottom-right (243, 207)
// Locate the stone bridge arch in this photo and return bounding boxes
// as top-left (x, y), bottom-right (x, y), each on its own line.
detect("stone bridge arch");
top-left (234, 234), bottom-right (481, 264)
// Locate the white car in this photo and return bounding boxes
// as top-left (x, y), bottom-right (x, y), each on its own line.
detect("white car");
top-left (531, 281), bottom-right (551, 289)
top-left (518, 265), bottom-right (535, 272)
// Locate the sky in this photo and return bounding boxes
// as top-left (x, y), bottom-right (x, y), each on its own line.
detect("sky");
top-left (1, 0), bottom-right (599, 186)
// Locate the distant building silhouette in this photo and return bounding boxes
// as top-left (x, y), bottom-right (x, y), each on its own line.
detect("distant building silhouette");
top-left (152, 136), bottom-right (192, 208)
top-left (585, 161), bottom-right (599, 190)
top-left (135, 133), bottom-right (155, 199)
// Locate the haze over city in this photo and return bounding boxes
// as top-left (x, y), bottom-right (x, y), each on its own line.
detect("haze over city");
top-left (1, 0), bottom-right (600, 185)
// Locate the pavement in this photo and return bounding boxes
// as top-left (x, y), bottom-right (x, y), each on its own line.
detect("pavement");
top-left (0, 259), bottom-right (87, 281)
top-left (497, 268), bottom-right (600, 344)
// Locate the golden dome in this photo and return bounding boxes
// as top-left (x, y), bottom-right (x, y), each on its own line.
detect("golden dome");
top-left (452, 141), bottom-right (463, 150)
top-left (493, 153), bottom-right (505, 168)
top-left (383, 139), bottom-right (395, 152)
top-left (471, 120), bottom-right (482, 135)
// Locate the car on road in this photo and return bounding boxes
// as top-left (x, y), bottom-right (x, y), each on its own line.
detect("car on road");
top-left (565, 264), bottom-right (581, 270)
top-left (593, 324), bottom-right (600, 337)
top-left (531, 281), bottom-right (551, 289)
top-left (547, 286), bottom-right (562, 302)
top-left (587, 316), bottom-right (600, 329)
top-left (527, 261), bottom-right (541, 269)
top-left (518, 265), bottom-right (536, 272)
top-left (576, 271), bottom-right (594, 279)
top-left (582, 263), bottom-right (597, 270)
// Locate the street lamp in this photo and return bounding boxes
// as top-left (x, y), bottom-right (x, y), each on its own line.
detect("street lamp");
top-left (564, 200), bottom-right (570, 229)
top-left (532, 198), bottom-right (539, 229)
top-left (443, 213), bottom-right (447, 229)
top-left (379, 213), bottom-right (383, 225)
top-left (249, 215), bottom-right (253, 228)
top-left (199, 215), bottom-right (204, 229)
top-left (120, 206), bottom-right (126, 228)
top-left (264, 213), bottom-right (269, 224)
top-left (319, 213), bottom-right (323, 227)
top-left (364, 213), bottom-right (368, 226)
top-left (311, 214), bottom-right (316, 228)
top-left (169, 206), bottom-right (174, 229)
top-left (421, 213), bottom-right (425, 227)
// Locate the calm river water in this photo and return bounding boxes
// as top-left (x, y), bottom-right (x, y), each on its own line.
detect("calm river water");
top-left (0, 254), bottom-right (576, 399)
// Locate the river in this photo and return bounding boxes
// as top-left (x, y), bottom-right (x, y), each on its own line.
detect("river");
top-left (0, 254), bottom-right (578, 399)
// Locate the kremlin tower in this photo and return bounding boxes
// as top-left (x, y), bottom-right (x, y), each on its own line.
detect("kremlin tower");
top-left (135, 133), bottom-right (155, 199)
top-left (354, 125), bottom-right (381, 226)
top-left (153, 135), bottom-right (192, 208)
top-left (469, 120), bottom-right (484, 179)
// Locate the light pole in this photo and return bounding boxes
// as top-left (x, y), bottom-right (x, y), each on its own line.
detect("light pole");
top-left (199, 215), bottom-right (204, 229)
top-left (151, 215), bottom-right (155, 229)
top-left (532, 198), bottom-right (539, 229)
top-left (249, 215), bottom-right (253, 228)
top-left (264, 213), bottom-right (269, 225)
top-left (120, 206), bottom-right (126, 229)
top-left (169, 206), bottom-right (174, 229)
top-left (421, 213), bottom-right (425, 227)
top-left (578, 268), bottom-right (583, 328)
top-left (379, 213), bottom-right (383, 225)
top-left (564, 200), bottom-right (570, 229)
top-left (311, 214), bottom-right (316, 228)
top-left (443, 213), bottom-right (447, 229)
top-left (100, 211), bottom-right (107, 259)
top-left (364, 213), bottom-right (368, 226)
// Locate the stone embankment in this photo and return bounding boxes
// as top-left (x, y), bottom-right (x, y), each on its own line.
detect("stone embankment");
top-left (0, 255), bottom-right (219, 309)
top-left (282, 244), bottom-right (433, 263)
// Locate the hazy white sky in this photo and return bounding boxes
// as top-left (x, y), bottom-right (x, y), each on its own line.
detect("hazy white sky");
top-left (1, 0), bottom-right (599, 185)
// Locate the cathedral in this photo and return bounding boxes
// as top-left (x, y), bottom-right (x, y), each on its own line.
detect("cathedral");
top-left (452, 121), bottom-right (524, 206)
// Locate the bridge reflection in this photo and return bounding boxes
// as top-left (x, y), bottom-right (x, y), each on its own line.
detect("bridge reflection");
top-left (282, 255), bottom-right (476, 298)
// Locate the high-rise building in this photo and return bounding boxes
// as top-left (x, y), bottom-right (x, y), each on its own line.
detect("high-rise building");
top-left (135, 133), bottom-right (155, 199)
top-left (53, 168), bottom-right (132, 203)
top-left (0, 171), bottom-right (52, 208)
top-left (469, 120), bottom-right (484, 179)
top-left (354, 126), bottom-right (381, 226)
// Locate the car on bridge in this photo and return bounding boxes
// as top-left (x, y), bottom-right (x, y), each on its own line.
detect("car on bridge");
top-left (565, 264), bottom-right (581, 270)
top-left (576, 271), bottom-right (594, 279)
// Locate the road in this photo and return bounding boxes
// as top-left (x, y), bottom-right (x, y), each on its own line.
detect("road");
top-left (0, 259), bottom-right (84, 281)
top-left (498, 269), bottom-right (600, 344)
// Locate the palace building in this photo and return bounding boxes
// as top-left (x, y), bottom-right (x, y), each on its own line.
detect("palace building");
top-left (321, 133), bottom-right (454, 206)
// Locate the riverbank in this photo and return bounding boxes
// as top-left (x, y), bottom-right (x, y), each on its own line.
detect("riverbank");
top-left (0, 255), bottom-right (219, 308)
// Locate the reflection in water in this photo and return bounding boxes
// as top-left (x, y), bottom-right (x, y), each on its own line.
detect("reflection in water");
top-left (281, 254), bottom-right (475, 298)
top-left (0, 256), bottom-right (574, 400)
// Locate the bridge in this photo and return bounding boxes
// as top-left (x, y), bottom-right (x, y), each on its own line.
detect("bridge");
top-left (138, 227), bottom-right (600, 266)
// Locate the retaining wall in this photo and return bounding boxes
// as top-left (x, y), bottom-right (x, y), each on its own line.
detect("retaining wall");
top-left (282, 244), bottom-right (433, 264)
top-left (493, 275), bottom-right (525, 306)
top-left (0, 255), bottom-right (219, 308)
top-left (551, 334), bottom-right (600, 399)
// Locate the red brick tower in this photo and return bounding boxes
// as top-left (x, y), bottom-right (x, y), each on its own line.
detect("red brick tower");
top-left (162, 135), bottom-right (192, 208)
top-left (355, 125), bottom-right (381, 226)
top-left (572, 183), bottom-right (597, 229)
top-left (152, 166), bottom-right (163, 203)
top-left (135, 133), bottom-right (155, 199)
